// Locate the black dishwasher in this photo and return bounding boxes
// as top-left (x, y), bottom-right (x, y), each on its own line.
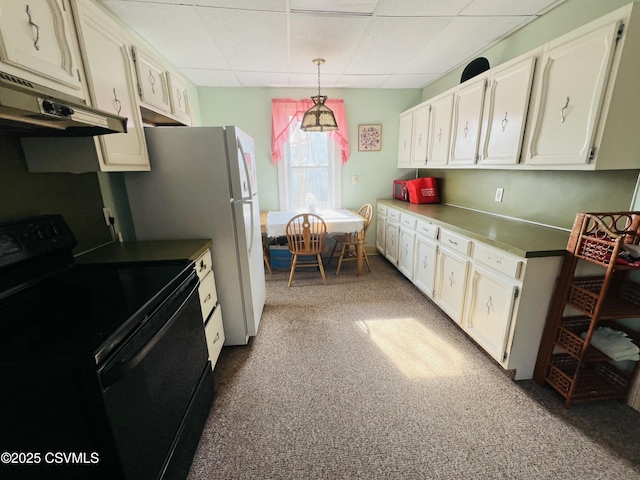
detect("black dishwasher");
top-left (0, 215), bottom-right (213, 480)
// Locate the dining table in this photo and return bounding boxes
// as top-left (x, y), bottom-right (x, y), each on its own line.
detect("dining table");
top-left (261, 209), bottom-right (367, 275)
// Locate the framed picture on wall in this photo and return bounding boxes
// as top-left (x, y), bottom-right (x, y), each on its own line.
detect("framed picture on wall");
top-left (358, 124), bottom-right (382, 151)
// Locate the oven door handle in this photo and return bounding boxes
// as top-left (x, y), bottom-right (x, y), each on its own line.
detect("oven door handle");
top-left (99, 275), bottom-right (200, 390)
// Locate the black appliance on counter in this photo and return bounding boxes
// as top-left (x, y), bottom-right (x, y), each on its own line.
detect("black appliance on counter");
top-left (0, 215), bottom-right (214, 480)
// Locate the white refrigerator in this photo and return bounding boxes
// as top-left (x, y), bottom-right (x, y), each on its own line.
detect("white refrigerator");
top-left (124, 126), bottom-right (266, 346)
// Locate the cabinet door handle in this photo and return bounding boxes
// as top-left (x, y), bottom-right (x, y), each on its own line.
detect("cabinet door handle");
top-left (212, 331), bottom-right (220, 344)
top-left (204, 293), bottom-right (212, 303)
top-left (199, 260), bottom-right (207, 272)
top-left (463, 121), bottom-right (469, 139)
top-left (26, 5), bottom-right (40, 51)
top-left (501, 111), bottom-right (508, 132)
top-left (561, 97), bottom-right (570, 123)
top-left (113, 88), bottom-right (122, 115)
top-left (177, 89), bottom-right (183, 108)
top-left (449, 272), bottom-right (455, 287)
top-left (486, 296), bottom-right (494, 315)
top-left (438, 128), bottom-right (442, 143)
top-left (448, 239), bottom-right (458, 246)
top-left (422, 256), bottom-right (428, 269)
top-left (148, 70), bottom-right (156, 94)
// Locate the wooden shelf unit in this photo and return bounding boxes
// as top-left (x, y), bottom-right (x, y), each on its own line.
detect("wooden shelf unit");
top-left (534, 212), bottom-right (640, 407)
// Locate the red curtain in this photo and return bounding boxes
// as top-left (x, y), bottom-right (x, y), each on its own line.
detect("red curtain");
top-left (271, 98), bottom-right (350, 166)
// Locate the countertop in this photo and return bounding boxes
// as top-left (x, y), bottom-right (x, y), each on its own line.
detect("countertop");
top-left (378, 199), bottom-right (570, 258)
top-left (76, 239), bottom-right (212, 264)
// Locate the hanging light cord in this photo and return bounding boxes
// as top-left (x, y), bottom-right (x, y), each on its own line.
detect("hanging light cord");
top-left (316, 61), bottom-right (321, 97)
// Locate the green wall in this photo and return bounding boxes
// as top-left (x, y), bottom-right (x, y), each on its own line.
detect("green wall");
top-left (198, 87), bottom-right (422, 245)
top-left (0, 136), bottom-right (112, 254)
top-left (418, 0), bottom-right (640, 230)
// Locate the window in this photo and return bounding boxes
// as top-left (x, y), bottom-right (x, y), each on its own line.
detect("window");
top-left (277, 120), bottom-right (341, 211)
top-left (271, 98), bottom-right (350, 211)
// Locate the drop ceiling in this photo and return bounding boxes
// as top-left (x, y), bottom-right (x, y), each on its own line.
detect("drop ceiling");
top-left (99, 0), bottom-right (567, 89)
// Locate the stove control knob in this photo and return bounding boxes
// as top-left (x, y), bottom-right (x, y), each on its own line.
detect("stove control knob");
top-left (42, 100), bottom-right (55, 114)
top-left (60, 105), bottom-right (74, 117)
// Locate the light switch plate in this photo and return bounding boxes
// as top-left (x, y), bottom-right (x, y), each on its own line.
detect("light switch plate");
top-left (495, 188), bottom-right (504, 202)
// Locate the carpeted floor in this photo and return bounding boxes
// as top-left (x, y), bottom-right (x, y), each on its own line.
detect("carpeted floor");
top-left (188, 255), bottom-right (640, 480)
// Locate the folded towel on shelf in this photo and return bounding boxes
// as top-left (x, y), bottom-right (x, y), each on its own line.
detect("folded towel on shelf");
top-left (581, 327), bottom-right (640, 361)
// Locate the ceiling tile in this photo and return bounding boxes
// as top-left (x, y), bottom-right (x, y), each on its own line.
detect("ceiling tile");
top-left (460, 0), bottom-right (564, 16)
top-left (336, 75), bottom-right (393, 88)
top-left (181, 68), bottom-right (241, 87)
top-left (288, 72), bottom-right (341, 88)
top-left (197, 8), bottom-right (288, 71)
top-left (193, 0), bottom-right (286, 11)
top-left (236, 72), bottom-right (290, 87)
top-left (398, 15), bottom-right (529, 75)
top-left (104, 2), bottom-right (228, 69)
top-left (373, 0), bottom-right (472, 16)
top-left (381, 74), bottom-right (440, 89)
top-left (288, 14), bottom-right (370, 74)
top-left (290, 0), bottom-right (378, 15)
top-left (345, 16), bottom-right (453, 75)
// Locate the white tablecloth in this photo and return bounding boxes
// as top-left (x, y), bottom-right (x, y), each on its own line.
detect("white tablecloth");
top-left (266, 209), bottom-right (364, 237)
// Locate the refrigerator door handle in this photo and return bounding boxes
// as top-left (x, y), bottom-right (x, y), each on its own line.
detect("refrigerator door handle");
top-left (239, 198), bottom-right (255, 255)
top-left (237, 142), bottom-right (253, 201)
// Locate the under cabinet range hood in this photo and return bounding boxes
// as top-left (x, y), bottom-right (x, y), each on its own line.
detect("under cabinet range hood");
top-left (0, 71), bottom-right (127, 137)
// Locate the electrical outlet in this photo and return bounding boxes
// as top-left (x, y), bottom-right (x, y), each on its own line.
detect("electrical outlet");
top-left (103, 207), bottom-right (113, 226)
top-left (494, 188), bottom-right (504, 202)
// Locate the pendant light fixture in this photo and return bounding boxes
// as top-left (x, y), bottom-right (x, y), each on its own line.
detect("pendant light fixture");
top-left (300, 58), bottom-right (338, 132)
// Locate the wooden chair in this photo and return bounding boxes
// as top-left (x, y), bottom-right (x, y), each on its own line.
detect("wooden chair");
top-left (329, 203), bottom-right (373, 275)
top-left (285, 213), bottom-right (328, 287)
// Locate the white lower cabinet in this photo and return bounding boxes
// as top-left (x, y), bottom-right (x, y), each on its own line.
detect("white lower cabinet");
top-left (376, 204), bottom-right (387, 254)
top-left (397, 226), bottom-right (416, 279)
top-left (384, 207), bottom-right (401, 265)
top-left (434, 244), bottom-right (470, 325)
top-left (194, 248), bottom-right (224, 369)
top-left (413, 234), bottom-right (438, 298)
top-left (204, 305), bottom-right (224, 368)
top-left (464, 263), bottom-right (519, 364)
top-left (384, 219), bottom-right (400, 266)
top-left (376, 201), bottom-right (563, 380)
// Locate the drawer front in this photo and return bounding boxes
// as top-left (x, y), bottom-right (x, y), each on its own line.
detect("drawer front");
top-left (195, 249), bottom-right (213, 282)
top-left (439, 229), bottom-right (471, 256)
top-left (387, 208), bottom-right (401, 222)
top-left (377, 204), bottom-right (388, 216)
top-left (204, 306), bottom-right (224, 367)
top-left (400, 213), bottom-right (416, 230)
top-left (198, 271), bottom-right (217, 321)
top-left (415, 220), bottom-right (438, 239)
top-left (473, 242), bottom-right (523, 279)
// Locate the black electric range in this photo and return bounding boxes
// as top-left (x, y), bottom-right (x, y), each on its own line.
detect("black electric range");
top-left (0, 215), bottom-right (213, 480)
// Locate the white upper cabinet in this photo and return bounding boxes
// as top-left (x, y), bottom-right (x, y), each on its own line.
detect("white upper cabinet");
top-left (523, 3), bottom-right (640, 170)
top-left (408, 103), bottom-right (430, 168)
top-left (410, 3), bottom-right (640, 171)
top-left (397, 110), bottom-right (413, 168)
top-left (450, 73), bottom-right (488, 166)
top-left (524, 21), bottom-right (620, 167)
top-left (0, 0), bottom-right (86, 98)
top-left (71, 0), bottom-right (149, 171)
top-left (168, 70), bottom-right (191, 125)
top-left (427, 92), bottom-right (454, 167)
top-left (478, 53), bottom-right (537, 166)
top-left (131, 45), bottom-right (171, 115)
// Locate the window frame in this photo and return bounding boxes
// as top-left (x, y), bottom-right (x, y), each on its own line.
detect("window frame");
top-left (277, 124), bottom-right (342, 211)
